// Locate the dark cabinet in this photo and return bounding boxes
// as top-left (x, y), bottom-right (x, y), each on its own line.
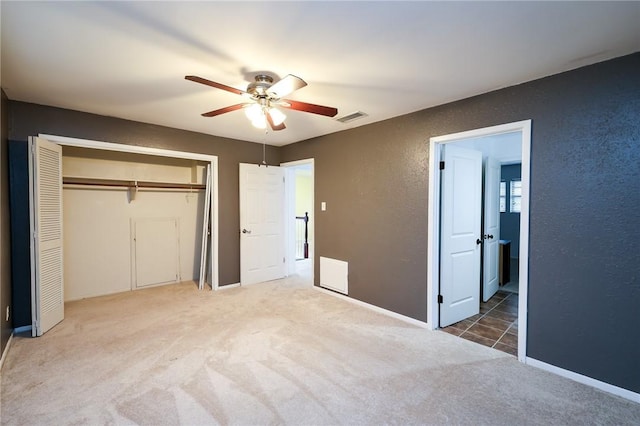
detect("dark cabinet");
top-left (499, 240), bottom-right (511, 285)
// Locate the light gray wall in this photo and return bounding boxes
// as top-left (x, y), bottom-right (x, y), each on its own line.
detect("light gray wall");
top-left (281, 53), bottom-right (640, 394)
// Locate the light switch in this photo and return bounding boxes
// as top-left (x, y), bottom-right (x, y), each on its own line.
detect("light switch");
top-left (321, 202), bottom-right (327, 211)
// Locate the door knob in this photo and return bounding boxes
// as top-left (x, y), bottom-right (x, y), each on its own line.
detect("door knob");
top-left (484, 234), bottom-right (494, 240)
top-left (242, 229), bottom-right (251, 234)
top-left (476, 238), bottom-right (482, 245)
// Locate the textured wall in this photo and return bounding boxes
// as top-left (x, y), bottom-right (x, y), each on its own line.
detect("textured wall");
top-left (281, 119), bottom-right (430, 320)
top-left (281, 53), bottom-right (640, 393)
top-left (1, 89), bottom-right (12, 356)
top-left (8, 102), bottom-right (281, 286)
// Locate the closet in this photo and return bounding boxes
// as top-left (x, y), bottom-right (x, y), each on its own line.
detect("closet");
top-left (61, 146), bottom-right (208, 300)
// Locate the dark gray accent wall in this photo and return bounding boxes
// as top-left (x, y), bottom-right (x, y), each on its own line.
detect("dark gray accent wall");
top-left (500, 164), bottom-right (521, 257)
top-left (1, 89), bottom-right (12, 356)
top-left (281, 53), bottom-right (640, 393)
top-left (7, 101), bottom-right (281, 288)
top-left (8, 141), bottom-right (32, 328)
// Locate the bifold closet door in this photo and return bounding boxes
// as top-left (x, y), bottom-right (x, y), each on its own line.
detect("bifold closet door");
top-left (132, 218), bottom-right (180, 288)
top-left (29, 136), bottom-right (64, 336)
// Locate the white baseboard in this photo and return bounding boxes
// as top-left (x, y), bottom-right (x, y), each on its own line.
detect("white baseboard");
top-left (526, 357), bottom-right (639, 403)
top-left (14, 325), bottom-right (31, 334)
top-left (0, 332), bottom-right (14, 371)
top-left (314, 285), bottom-right (637, 402)
top-left (313, 285), bottom-right (430, 329)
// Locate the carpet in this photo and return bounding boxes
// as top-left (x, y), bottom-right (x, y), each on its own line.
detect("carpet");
top-left (1, 275), bottom-right (638, 425)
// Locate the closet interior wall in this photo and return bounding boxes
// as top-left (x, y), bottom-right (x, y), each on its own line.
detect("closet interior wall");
top-left (62, 146), bottom-right (207, 301)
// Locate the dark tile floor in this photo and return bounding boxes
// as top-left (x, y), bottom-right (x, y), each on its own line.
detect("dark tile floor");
top-left (441, 290), bottom-right (518, 356)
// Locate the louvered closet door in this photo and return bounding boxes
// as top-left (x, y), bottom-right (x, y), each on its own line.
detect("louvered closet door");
top-left (29, 136), bottom-right (64, 336)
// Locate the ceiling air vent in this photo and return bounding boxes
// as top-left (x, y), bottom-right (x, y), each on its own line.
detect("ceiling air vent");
top-left (336, 111), bottom-right (368, 123)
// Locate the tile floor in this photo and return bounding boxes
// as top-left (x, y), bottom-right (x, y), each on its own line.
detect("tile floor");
top-left (441, 290), bottom-right (518, 356)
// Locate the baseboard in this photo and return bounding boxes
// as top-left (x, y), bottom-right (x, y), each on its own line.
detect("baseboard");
top-left (313, 285), bottom-right (430, 329)
top-left (526, 357), bottom-right (640, 403)
top-left (0, 332), bottom-right (14, 372)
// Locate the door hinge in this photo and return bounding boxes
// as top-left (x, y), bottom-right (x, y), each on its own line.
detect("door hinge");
top-left (437, 294), bottom-right (443, 304)
top-left (439, 161), bottom-right (445, 170)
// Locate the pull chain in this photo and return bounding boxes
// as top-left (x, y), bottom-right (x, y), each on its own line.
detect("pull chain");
top-left (261, 128), bottom-right (268, 167)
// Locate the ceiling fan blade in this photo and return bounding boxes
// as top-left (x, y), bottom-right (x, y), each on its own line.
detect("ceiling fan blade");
top-left (280, 99), bottom-right (338, 117)
top-left (201, 103), bottom-right (246, 117)
top-left (267, 74), bottom-right (307, 98)
top-left (185, 75), bottom-right (246, 96)
top-left (266, 111), bottom-right (286, 131)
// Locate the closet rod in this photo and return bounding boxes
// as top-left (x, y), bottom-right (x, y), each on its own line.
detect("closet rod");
top-left (62, 176), bottom-right (206, 190)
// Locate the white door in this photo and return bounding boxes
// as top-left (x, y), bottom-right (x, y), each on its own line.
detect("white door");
top-left (29, 136), bottom-right (64, 336)
top-left (133, 218), bottom-right (180, 288)
top-left (439, 145), bottom-right (483, 327)
top-left (239, 163), bottom-right (285, 285)
top-left (482, 157), bottom-right (501, 302)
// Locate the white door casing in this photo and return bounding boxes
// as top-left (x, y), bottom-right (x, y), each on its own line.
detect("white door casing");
top-left (482, 156), bottom-right (501, 302)
top-left (281, 158), bottom-right (315, 279)
top-left (439, 145), bottom-right (483, 327)
top-left (284, 166), bottom-right (297, 276)
top-left (239, 163), bottom-right (285, 285)
top-left (428, 120), bottom-right (531, 362)
top-left (39, 133), bottom-right (220, 291)
top-left (29, 136), bottom-right (64, 336)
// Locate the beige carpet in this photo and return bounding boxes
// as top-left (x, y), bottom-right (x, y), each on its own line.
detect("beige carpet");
top-left (1, 275), bottom-right (638, 425)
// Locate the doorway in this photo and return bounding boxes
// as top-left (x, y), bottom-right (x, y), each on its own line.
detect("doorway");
top-left (282, 159), bottom-right (314, 282)
top-left (427, 121), bottom-right (531, 362)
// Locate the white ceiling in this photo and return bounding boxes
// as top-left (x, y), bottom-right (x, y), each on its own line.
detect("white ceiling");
top-left (2, 1), bottom-right (639, 146)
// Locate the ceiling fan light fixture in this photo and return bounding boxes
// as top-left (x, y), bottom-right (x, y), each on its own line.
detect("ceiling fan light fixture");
top-left (269, 107), bottom-right (286, 126)
top-left (251, 117), bottom-right (267, 129)
top-left (244, 103), bottom-right (263, 121)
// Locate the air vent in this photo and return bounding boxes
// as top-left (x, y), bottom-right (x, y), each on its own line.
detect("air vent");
top-left (336, 111), bottom-right (368, 123)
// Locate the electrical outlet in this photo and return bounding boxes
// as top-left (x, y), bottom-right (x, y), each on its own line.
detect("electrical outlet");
top-left (5, 306), bottom-right (9, 322)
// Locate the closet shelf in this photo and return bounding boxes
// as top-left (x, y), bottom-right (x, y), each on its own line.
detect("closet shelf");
top-left (62, 176), bottom-right (206, 190)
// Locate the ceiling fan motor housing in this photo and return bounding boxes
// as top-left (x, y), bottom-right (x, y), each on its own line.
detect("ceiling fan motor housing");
top-left (247, 75), bottom-right (274, 98)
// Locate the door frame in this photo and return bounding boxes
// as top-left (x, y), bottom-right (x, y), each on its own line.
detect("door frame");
top-left (426, 120), bottom-right (531, 362)
top-left (281, 158), bottom-right (315, 280)
top-left (38, 133), bottom-right (220, 290)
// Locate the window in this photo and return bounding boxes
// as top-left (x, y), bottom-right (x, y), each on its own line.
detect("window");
top-left (499, 181), bottom-right (506, 213)
top-left (510, 179), bottom-right (522, 213)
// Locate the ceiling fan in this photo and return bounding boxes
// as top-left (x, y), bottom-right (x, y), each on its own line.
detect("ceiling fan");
top-left (185, 74), bottom-right (338, 131)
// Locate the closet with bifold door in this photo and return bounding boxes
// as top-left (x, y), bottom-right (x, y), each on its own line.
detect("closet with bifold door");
top-left (9, 138), bottom-right (215, 336)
